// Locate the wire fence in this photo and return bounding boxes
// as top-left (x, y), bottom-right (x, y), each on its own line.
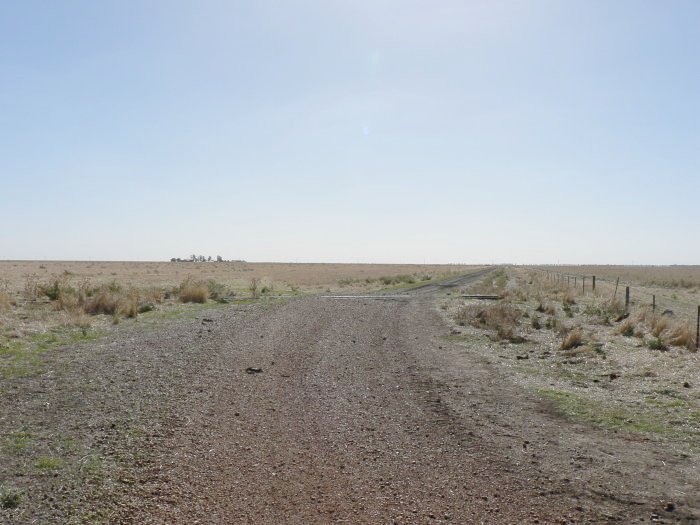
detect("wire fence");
top-left (529, 267), bottom-right (700, 350)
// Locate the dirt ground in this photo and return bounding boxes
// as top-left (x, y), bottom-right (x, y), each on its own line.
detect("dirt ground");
top-left (2, 268), bottom-right (699, 524)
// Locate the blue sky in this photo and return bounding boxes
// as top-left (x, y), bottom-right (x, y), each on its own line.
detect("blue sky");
top-left (1, 1), bottom-right (698, 263)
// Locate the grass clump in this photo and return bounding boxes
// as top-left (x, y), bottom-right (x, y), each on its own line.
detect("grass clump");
top-left (618, 319), bottom-right (636, 337)
top-left (650, 315), bottom-right (668, 337)
top-left (84, 289), bottom-right (120, 315)
top-left (667, 322), bottom-right (697, 351)
top-left (561, 327), bottom-right (583, 350)
top-left (1, 489), bottom-right (22, 510)
top-left (647, 337), bottom-right (667, 351)
top-left (34, 456), bottom-right (62, 470)
top-left (178, 277), bottom-right (210, 303)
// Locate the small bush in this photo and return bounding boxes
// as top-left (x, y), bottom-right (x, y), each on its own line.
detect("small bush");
top-left (206, 280), bottom-right (228, 302)
top-left (40, 277), bottom-right (75, 301)
top-left (647, 337), bottom-right (667, 351)
top-left (561, 328), bottom-right (583, 350)
top-left (531, 316), bottom-right (541, 330)
top-left (85, 290), bottom-right (122, 315)
top-left (138, 303), bottom-right (155, 314)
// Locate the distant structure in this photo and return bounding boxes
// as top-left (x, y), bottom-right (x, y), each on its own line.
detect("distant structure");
top-left (169, 255), bottom-right (244, 263)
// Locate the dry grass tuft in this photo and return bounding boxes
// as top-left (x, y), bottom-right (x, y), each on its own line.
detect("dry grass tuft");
top-left (667, 322), bottom-right (697, 351)
top-left (178, 278), bottom-right (210, 303)
top-left (618, 319), bottom-right (636, 337)
top-left (561, 327), bottom-right (584, 350)
top-left (649, 315), bottom-right (668, 337)
top-left (84, 289), bottom-right (123, 316)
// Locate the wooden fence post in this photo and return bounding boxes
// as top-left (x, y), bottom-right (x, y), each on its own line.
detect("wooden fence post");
top-left (696, 305), bottom-right (699, 351)
top-left (582, 277), bottom-right (586, 294)
top-left (613, 277), bottom-right (620, 301)
top-left (625, 286), bottom-right (630, 309)
top-left (592, 276), bottom-right (596, 292)
top-left (652, 295), bottom-right (656, 312)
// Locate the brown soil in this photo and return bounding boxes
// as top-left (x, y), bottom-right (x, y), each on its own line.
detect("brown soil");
top-left (1, 271), bottom-right (698, 523)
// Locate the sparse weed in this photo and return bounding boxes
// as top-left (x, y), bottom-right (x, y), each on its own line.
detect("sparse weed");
top-left (34, 456), bottom-right (62, 470)
top-left (249, 277), bottom-right (260, 299)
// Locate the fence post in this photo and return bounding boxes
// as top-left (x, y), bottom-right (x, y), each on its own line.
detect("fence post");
top-left (613, 277), bottom-right (620, 301)
top-left (592, 276), bottom-right (596, 292)
top-left (696, 305), bottom-right (699, 351)
top-left (582, 277), bottom-right (586, 294)
top-left (652, 295), bottom-right (656, 312)
top-left (625, 286), bottom-right (630, 309)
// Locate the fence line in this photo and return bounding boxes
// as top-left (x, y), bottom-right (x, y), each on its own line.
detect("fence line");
top-left (527, 267), bottom-right (699, 350)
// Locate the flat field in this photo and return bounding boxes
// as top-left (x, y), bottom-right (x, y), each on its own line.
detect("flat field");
top-left (0, 260), bottom-right (475, 293)
top-left (0, 260), bottom-right (477, 354)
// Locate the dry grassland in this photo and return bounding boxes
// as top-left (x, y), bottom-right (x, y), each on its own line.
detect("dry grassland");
top-left (440, 267), bottom-right (700, 454)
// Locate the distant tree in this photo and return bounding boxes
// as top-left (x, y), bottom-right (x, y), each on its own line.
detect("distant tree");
top-left (216, 255), bottom-right (223, 262)
top-left (207, 256), bottom-right (212, 262)
top-left (171, 258), bottom-right (177, 262)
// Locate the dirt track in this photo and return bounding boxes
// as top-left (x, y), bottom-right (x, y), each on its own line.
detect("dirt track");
top-left (2, 270), bottom-right (698, 523)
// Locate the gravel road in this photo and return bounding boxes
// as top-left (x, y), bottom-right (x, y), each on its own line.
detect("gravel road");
top-left (3, 271), bottom-right (696, 524)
